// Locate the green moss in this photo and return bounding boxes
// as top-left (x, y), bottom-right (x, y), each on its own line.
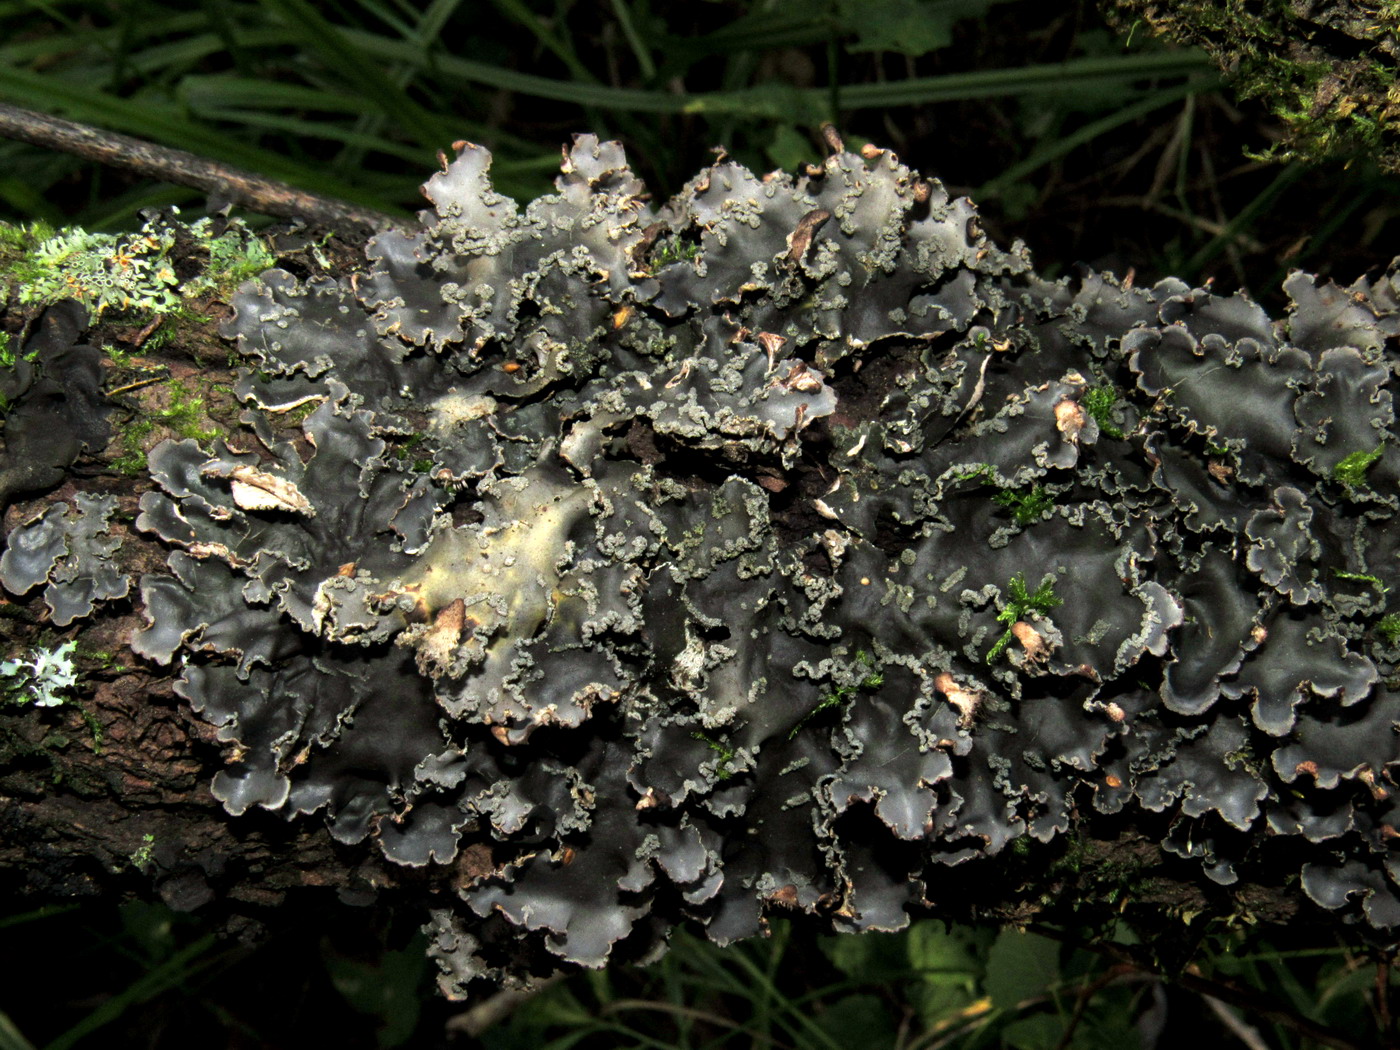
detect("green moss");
top-left (789, 650), bottom-right (884, 739)
top-left (1334, 569), bottom-right (1389, 593)
top-left (280, 400), bottom-right (322, 427)
top-left (954, 464), bottom-right (997, 485)
top-left (691, 730), bottom-right (736, 779)
top-left (0, 221), bottom-right (55, 277)
top-left (1108, 0), bottom-right (1400, 172)
top-left (114, 377), bottom-right (223, 475)
top-left (0, 330), bottom-right (38, 415)
top-left (993, 484), bottom-right (1054, 525)
top-left (129, 833), bottom-right (155, 872)
top-left (1083, 383), bottom-right (1126, 439)
top-left (955, 466), bottom-right (1054, 524)
top-left (140, 307), bottom-right (210, 354)
top-left (987, 571), bottom-right (1063, 664)
top-left (77, 706), bottom-right (104, 753)
top-left (648, 234), bottom-right (701, 273)
top-left (0, 331), bottom-right (32, 370)
top-left (191, 219), bottom-right (276, 296)
top-left (1333, 444), bottom-right (1384, 488)
top-left (1378, 614), bottom-right (1400, 644)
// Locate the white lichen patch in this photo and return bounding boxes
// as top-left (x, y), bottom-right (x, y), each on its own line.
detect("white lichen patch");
top-left (391, 469), bottom-right (595, 685)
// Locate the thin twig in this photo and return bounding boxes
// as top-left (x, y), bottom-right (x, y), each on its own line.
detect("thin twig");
top-left (443, 974), bottom-right (565, 1038)
top-left (1204, 995), bottom-right (1274, 1050)
top-left (0, 102), bottom-right (400, 234)
top-left (1051, 966), bottom-right (1141, 1050)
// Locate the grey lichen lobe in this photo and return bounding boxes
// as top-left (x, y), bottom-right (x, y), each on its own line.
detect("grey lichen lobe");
top-left (93, 133), bottom-right (1400, 987)
top-left (1, 491), bottom-right (129, 626)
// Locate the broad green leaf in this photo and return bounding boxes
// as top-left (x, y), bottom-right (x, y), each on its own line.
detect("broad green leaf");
top-left (814, 994), bottom-right (897, 1050)
top-left (985, 928), bottom-right (1060, 1011)
top-left (1001, 1011), bottom-right (1066, 1050)
top-left (837, 0), bottom-right (991, 56)
top-left (906, 920), bottom-right (982, 982)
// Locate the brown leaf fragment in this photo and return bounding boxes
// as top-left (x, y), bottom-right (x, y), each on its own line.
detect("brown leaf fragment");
top-left (756, 331), bottom-right (787, 370)
top-left (225, 466), bottom-right (315, 516)
top-left (787, 209), bottom-right (833, 263)
top-left (934, 672), bottom-right (985, 727)
top-left (418, 598), bottom-right (466, 674)
top-left (1054, 398), bottom-right (1087, 443)
top-left (1208, 459), bottom-right (1233, 482)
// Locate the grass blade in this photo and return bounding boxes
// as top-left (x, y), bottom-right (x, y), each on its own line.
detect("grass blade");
top-left (253, 0), bottom-right (452, 149)
top-left (978, 79), bottom-right (1212, 198)
top-left (41, 933), bottom-right (218, 1050)
top-left (0, 1013), bottom-right (37, 1050)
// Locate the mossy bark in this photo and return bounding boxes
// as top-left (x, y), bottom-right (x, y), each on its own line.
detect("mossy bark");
top-left (1104, 0), bottom-right (1400, 172)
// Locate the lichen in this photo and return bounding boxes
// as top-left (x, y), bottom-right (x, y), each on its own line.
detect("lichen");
top-left (0, 492), bottom-right (130, 625)
top-left (2, 212), bottom-right (274, 319)
top-left (1, 640), bottom-right (78, 708)
top-left (0, 301), bottom-right (112, 510)
top-left (24, 133), bottom-right (1388, 987)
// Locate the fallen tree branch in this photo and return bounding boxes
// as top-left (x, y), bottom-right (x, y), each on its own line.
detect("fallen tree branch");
top-left (0, 101), bottom-right (400, 233)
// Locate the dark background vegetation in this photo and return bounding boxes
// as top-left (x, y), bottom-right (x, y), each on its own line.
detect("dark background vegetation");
top-left (0, 1), bottom-right (1397, 1047)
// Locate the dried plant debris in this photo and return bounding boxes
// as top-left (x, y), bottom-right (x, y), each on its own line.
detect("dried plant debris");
top-left (1, 491), bottom-right (129, 625)
top-left (112, 134), bottom-right (1400, 987)
top-left (0, 301), bottom-right (112, 510)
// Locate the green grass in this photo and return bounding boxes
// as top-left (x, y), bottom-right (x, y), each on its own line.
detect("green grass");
top-left (0, 0), bottom-right (1214, 228)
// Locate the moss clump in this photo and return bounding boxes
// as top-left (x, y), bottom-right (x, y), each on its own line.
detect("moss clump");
top-left (1105, 0), bottom-right (1400, 172)
top-left (113, 378), bottom-right (223, 475)
top-left (1378, 613), bottom-right (1400, 643)
top-left (789, 650), bottom-right (885, 738)
top-left (647, 233), bottom-right (701, 272)
top-left (1083, 383), bottom-right (1126, 439)
top-left (987, 572), bottom-right (1063, 663)
top-left (994, 484), bottom-right (1054, 525)
top-left (955, 466), bottom-right (1056, 524)
top-left (1332, 443), bottom-right (1384, 488)
top-left (692, 730), bottom-right (736, 779)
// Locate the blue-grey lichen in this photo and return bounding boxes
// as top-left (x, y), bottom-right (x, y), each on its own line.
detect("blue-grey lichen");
top-left (121, 135), bottom-right (1400, 988)
top-left (0, 492), bottom-right (129, 625)
top-left (0, 301), bottom-right (112, 510)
